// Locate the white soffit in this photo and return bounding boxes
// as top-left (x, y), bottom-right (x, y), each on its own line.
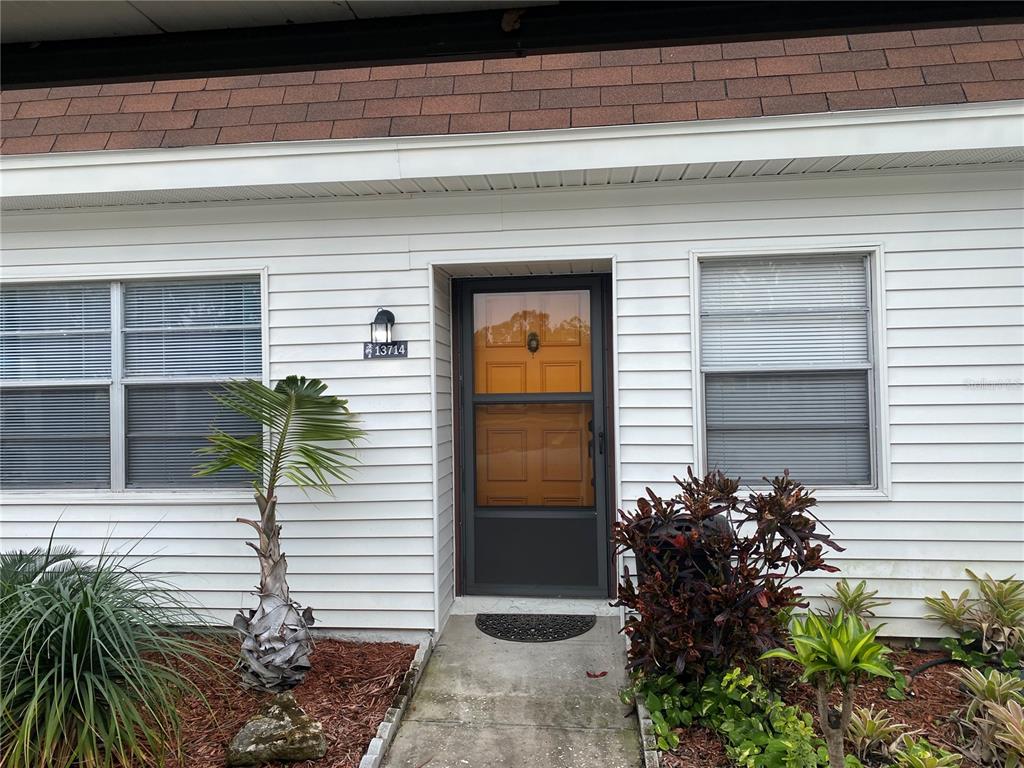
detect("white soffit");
top-left (1, 101), bottom-right (1022, 211)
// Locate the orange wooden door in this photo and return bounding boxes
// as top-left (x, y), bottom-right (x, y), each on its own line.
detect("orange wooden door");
top-left (472, 290), bottom-right (593, 507)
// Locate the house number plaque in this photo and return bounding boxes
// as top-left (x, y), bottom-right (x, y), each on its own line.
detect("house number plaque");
top-left (364, 342), bottom-right (408, 359)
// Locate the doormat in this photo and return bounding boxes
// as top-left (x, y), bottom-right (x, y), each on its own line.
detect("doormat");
top-left (474, 613), bottom-right (596, 642)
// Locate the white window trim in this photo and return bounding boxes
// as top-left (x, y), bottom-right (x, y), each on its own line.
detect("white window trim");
top-left (688, 244), bottom-right (891, 501)
top-left (0, 266), bottom-right (269, 503)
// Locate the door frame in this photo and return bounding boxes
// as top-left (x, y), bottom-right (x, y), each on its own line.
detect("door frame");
top-left (453, 274), bottom-right (614, 598)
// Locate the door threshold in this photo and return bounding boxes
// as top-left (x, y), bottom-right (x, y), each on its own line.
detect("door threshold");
top-left (452, 595), bottom-right (619, 616)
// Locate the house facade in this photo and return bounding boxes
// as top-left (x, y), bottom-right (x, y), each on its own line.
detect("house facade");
top-left (1, 14), bottom-right (1022, 640)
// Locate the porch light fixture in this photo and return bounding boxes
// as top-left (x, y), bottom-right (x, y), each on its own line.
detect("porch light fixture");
top-left (370, 307), bottom-right (395, 344)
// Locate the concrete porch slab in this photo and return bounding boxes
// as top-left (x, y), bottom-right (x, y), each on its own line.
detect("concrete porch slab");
top-left (382, 615), bottom-right (640, 768)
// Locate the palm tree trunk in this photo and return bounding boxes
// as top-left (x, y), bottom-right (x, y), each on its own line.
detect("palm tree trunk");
top-left (815, 677), bottom-right (855, 768)
top-left (233, 492), bottom-right (314, 692)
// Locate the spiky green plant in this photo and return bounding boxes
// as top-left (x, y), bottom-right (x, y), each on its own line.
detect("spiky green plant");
top-left (0, 542), bottom-right (78, 597)
top-left (954, 668), bottom-right (1024, 767)
top-left (986, 699), bottom-right (1024, 768)
top-left (196, 375), bottom-right (365, 692)
top-left (924, 589), bottom-right (974, 633)
top-left (925, 571), bottom-right (1024, 667)
top-left (0, 547), bottom-right (211, 768)
top-left (762, 611), bottom-right (892, 768)
top-left (845, 705), bottom-right (913, 762)
top-left (825, 579), bottom-right (890, 625)
top-left (956, 667), bottom-right (1024, 720)
top-left (891, 737), bottom-right (964, 768)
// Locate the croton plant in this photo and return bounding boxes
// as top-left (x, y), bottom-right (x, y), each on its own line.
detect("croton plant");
top-left (613, 468), bottom-right (842, 681)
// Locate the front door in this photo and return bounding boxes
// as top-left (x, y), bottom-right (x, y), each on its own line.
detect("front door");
top-left (457, 276), bottom-right (610, 597)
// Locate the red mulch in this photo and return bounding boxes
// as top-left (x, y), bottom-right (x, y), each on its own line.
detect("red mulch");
top-left (662, 726), bottom-right (731, 768)
top-left (666, 650), bottom-right (970, 768)
top-left (164, 636), bottom-right (416, 768)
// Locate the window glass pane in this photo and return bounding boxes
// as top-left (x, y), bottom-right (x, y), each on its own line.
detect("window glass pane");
top-left (473, 290), bottom-right (591, 394)
top-left (705, 371), bottom-right (871, 485)
top-left (126, 385), bottom-right (258, 487)
top-left (700, 255), bottom-right (868, 314)
top-left (475, 403), bottom-right (595, 507)
top-left (123, 279), bottom-right (261, 377)
top-left (0, 387), bottom-right (110, 488)
top-left (0, 283), bottom-right (111, 379)
top-left (700, 255), bottom-right (869, 370)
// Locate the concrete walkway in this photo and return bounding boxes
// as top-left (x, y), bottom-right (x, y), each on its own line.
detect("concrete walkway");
top-left (382, 615), bottom-right (641, 768)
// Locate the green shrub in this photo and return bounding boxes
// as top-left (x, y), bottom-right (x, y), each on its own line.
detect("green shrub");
top-left (762, 611), bottom-right (892, 768)
top-left (621, 672), bottom-right (691, 750)
top-left (0, 545), bottom-right (213, 768)
top-left (624, 666), bottom-right (833, 767)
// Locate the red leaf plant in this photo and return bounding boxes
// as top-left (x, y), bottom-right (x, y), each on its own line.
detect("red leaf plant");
top-left (613, 468), bottom-right (842, 682)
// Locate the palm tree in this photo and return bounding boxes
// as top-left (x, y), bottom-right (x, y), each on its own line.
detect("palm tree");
top-left (196, 375), bottom-right (365, 692)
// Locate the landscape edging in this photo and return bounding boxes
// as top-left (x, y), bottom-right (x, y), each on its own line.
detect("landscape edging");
top-left (356, 635), bottom-right (434, 768)
top-left (635, 697), bottom-right (661, 768)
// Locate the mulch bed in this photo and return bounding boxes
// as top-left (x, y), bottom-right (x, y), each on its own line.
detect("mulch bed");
top-left (666, 650), bottom-right (970, 768)
top-left (662, 726), bottom-right (732, 768)
top-left (166, 636), bottom-right (416, 768)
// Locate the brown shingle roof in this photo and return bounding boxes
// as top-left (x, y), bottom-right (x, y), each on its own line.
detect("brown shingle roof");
top-left (2, 25), bottom-right (1022, 155)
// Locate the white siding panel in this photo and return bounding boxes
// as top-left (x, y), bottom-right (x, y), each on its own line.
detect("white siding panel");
top-left (432, 268), bottom-right (456, 632)
top-left (1, 167), bottom-right (1021, 638)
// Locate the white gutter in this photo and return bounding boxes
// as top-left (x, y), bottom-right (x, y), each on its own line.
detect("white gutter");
top-left (1, 101), bottom-right (1021, 200)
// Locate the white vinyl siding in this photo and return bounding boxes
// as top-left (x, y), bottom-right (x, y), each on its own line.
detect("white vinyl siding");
top-left (433, 269), bottom-right (456, 631)
top-left (0, 166), bottom-right (1020, 636)
top-left (699, 255), bottom-right (874, 486)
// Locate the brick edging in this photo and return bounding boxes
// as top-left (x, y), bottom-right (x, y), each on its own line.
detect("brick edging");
top-left (635, 698), bottom-right (662, 768)
top-left (2, 23), bottom-right (1023, 155)
top-left (357, 636), bottom-right (434, 768)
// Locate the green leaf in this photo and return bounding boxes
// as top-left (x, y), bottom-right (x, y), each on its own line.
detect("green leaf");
top-left (195, 376), bottom-right (366, 497)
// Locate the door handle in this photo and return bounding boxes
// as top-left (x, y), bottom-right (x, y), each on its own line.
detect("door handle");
top-left (598, 430), bottom-right (606, 456)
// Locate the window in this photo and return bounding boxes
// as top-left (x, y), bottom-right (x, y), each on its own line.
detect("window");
top-left (698, 254), bottom-right (874, 487)
top-left (0, 277), bottom-right (262, 490)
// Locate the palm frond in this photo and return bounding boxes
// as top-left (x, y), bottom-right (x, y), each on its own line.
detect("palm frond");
top-left (0, 542), bottom-right (81, 594)
top-left (194, 375), bottom-right (365, 495)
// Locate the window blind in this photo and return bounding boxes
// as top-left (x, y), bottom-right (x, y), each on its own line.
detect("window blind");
top-left (123, 279), bottom-right (261, 377)
top-left (700, 256), bottom-right (869, 370)
top-left (125, 385), bottom-right (259, 487)
top-left (705, 372), bottom-right (871, 485)
top-left (0, 283), bottom-right (111, 379)
top-left (700, 254), bottom-right (873, 486)
top-left (0, 277), bottom-right (261, 491)
top-left (0, 387), bottom-right (111, 488)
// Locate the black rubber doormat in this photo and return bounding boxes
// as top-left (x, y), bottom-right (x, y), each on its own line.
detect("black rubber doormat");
top-left (474, 613), bottom-right (596, 642)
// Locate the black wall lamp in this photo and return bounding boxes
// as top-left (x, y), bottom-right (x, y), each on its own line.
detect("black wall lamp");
top-left (370, 307), bottom-right (395, 344)
top-left (364, 307), bottom-right (407, 359)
